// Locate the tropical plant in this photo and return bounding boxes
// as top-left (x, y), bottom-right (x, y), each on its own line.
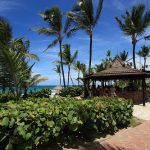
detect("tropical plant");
top-left (29, 88), bottom-right (51, 98)
top-left (0, 16), bottom-right (12, 44)
top-left (62, 44), bottom-right (78, 86)
top-left (137, 45), bottom-right (150, 70)
top-left (35, 7), bottom-right (77, 87)
top-left (74, 61), bottom-right (82, 85)
top-left (106, 50), bottom-right (111, 58)
top-left (0, 37), bottom-right (45, 99)
top-left (0, 17), bottom-right (12, 93)
top-left (115, 4), bottom-right (150, 69)
top-left (0, 97), bottom-right (133, 149)
top-left (115, 80), bottom-right (129, 93)
top-left (53, 65), bottom-right (61, 85)
top-left (119, 50), bottom-right (128, 61)
top-left (59, 86), bottom-right (82, 97)
top-left (67, 0), bottom-right (103, 74)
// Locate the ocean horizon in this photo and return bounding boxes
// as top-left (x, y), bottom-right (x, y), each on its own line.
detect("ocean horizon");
top-left (0, 85), bottom-right (58, 93)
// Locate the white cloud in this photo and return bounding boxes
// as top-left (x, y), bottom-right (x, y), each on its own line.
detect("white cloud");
top-left (0, 0), bottom-right (19, 13)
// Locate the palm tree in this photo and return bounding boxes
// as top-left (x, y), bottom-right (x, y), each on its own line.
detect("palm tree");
top-left (53, 65), bottom-right (61, 85)
top-left (115, 4), bottom-right (150, 69)
top-left (67, 0), bottom-right (103, 74)
top-left (106, 50), bottom-right (111, 59)
top-left (74, 61), bottom-right (82, 85)
top-left (62, 44), bottom-right (78, 86)
top-left (0, 17), bottom-right (12, 93)
top-left (119, 50), bottom-right (128, 61)
top-left (0, 38), bottom-right (40, 99)
top-left (35, 7), bottom-right (77, 87)
top-left (137, 45), bottom-right (150, 70)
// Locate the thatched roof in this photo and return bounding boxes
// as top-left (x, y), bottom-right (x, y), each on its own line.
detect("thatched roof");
top-left (86, 59), bottom-right (150, 80)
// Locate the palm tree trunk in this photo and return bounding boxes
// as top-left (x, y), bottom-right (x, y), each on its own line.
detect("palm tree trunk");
top-left (59, 73), bottom-right (61, 85)
top-left (89, 32), bottom-right (93, 74)
top-left (78, 71), bottom-right (80, 86)
top-left (132, 43), bottom-right (136, 69)
top-left (59, 40), bottom-right (66, 87)
top-left (70, 73), bottom-right (74, 86)
top-left (144, 58), bottom-right (146, 71)
top-left (68, 65), bottom-right (70, 86)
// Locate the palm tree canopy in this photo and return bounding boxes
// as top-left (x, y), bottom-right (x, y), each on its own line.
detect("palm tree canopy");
top-left (39, 6), bottom-right (62, 35)
top-left (80, 63), bottom-right (86, 76)
top-left (62, 44), bottom-right (78, 65)
top-left (74, 60), bottom-right (82, 71)
top-left (115, 4), bottom-right (150, 39)
top-left (34, 6), bottom-right (76, 51)
top-left (26, 74), bottom-right (48, 88)
top-left (53, 65), bottom-right (61, 74)
top-left (0, 17), bottom-right (12, 44)
top-left (119, 50), bottom-right (128, 61)
top-left (106, 50), bottom-right (111, 57)
top-left (137, 45), bottom-right (150, 58)
top-left (67, 0), bottom-right (103, 34)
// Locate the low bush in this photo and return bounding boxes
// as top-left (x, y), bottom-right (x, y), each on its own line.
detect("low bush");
top-left (29, 88), bottom-right (51, 98)
top-left (60, 86), bottom-right (83, 97)
top-left (0, 97), bottom-right (133, 149)
top-left (0, 93), bottom-right (16, 103)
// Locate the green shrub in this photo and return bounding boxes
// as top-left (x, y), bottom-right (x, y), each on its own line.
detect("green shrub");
top-left (0, 93), bottom-right (16, 103)
top-left (0, 97), bottom-right (133, 149)
top-left (29, 88), bottom-right (51, 98)
top-left (60, 86), bottom-right (83, 97)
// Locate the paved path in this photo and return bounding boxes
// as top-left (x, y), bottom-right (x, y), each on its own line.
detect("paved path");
top-left (98, 121), bottom-right (150, 150)
top-left (133, 102), bottom-right (150, 120)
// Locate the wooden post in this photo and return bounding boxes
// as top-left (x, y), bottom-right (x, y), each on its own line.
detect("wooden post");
top-left (142, 78), bottom-right (146, 106)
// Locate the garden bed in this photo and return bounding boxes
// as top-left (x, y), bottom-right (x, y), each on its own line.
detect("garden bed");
top-left (0, 97), bottom-right (133, 150)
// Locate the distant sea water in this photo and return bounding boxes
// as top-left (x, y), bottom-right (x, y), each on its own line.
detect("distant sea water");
top-left (28, 85), bottom-right (56, 92)
top-left (0, 85), bottom-right (57, 93)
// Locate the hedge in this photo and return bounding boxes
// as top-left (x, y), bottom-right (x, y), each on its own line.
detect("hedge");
top-left (28, 88), bottom-right (52, 98)
top-left (0, 93), bottom-right (16, 103)
top-left (59, 86), bottom-right (83, 97)
top-left (0, 97), bottom-right (133, 150)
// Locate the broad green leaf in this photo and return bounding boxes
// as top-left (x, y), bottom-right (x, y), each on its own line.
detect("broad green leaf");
top-left (9, 118), bottom-right (15, 128)
top-left (2, 117), bottom-right (9, 127)
top-left (25, 133), bottom-right (32, 140)
top-left (6, 143), bottom-right (13, 150)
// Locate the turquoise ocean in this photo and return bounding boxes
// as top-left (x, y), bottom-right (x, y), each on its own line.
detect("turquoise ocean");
top-left (0, 85), bottom-right (57, 93)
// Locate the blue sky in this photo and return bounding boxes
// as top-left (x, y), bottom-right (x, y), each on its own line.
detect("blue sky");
top-left (1, 0), bottom-right (150, 85)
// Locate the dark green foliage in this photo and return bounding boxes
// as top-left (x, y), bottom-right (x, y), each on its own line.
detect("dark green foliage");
top-left (0, 97), bottom-right (133, 149)
top-left (60, 86), bottom-right (83, 97)
top-left (0, 93), bottom-right (16, 103)
top-left (29, 88), bottom-right (51, 98)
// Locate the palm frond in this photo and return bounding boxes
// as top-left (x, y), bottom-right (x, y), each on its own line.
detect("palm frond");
top-left (44, 39), bottom-right (58, 51)
top-left (24, 53), bottom-right (39, 61)
top-left (144, 35), bottom-right (150, 40)
top-left (33, 27), bottom-right (57, 36)
top-left (94, 0), bottom-right (103, 26)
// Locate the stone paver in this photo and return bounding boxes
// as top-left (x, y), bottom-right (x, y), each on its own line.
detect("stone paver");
top-left (99, 121), bottom-right (150, 150)
top-left (133, 102), bottom-right (150, 120)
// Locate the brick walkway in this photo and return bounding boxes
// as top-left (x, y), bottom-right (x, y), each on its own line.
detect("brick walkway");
top-left (98, 121), bottom-right (150, 150)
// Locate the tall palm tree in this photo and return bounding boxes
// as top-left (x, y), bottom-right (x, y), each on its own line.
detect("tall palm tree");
top-left (115, 4), bottom-right (150, 69)
top-left (62, 44), bottom-right (78, 86)
top-left (35, 7), bottom-right (77, 87)
top-left (53, 65), bottom-right (61, 85)
top-left (74, 60), bottom-right (82, 85)
top-left (0, 17), bottom-right (12, 93)
top-left (137, 45), bottom-right (150, 70)
top-left (67, 0), bottom-right (103, 74)
top-left (119, 50), bottom-right (128, 61)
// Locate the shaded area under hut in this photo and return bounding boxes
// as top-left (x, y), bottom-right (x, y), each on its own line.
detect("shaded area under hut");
top-left (85, 59), bottom-right (150, 106)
